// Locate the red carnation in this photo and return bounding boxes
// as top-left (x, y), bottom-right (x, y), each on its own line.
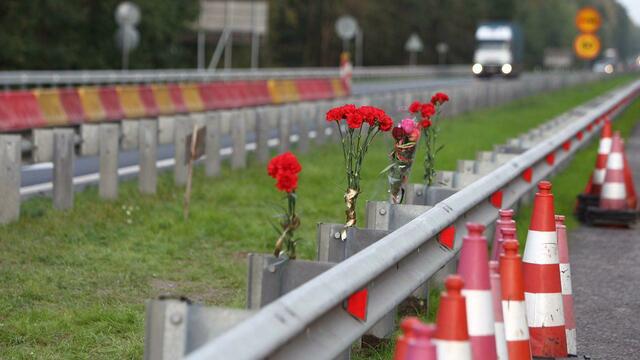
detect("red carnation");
top-left (275, 172), bottom-right (298, 192)
top-left (421, 103), bottom-right (436, 118)
top-left (431, 92), bottom-right (449, 105)
top-left (409, 101), bottom-right (422, 113)
top-left (346, 111), bottom-right (364, 129)
top-left (326, 104), bottom-right (357, 122)
top-left (420, 119), bottom-right (432, 128)
top-left (378, 114), bottom-right (393, 131)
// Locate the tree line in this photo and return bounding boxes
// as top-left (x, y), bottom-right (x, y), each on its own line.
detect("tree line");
top-left (0, 0), bottom-right (638, 70)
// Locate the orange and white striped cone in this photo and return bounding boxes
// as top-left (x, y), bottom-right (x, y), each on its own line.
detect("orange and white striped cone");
top-left (458, 223), bottom-right (498, 360)
top-left (491, 209), bottom-right (515, 261)
top-left (499, 233), bottom-right (532, 360)
top-left (586, 118), bottom-right (612, 195)
top-left (523, 181), bottom-right (568, 357)
top-left (434, 275), bottom-right (473, 360)
top-left (555, 215), bottom-right (577, 356)
top-left (489, 260), bottom-right (508, 360)
top-left (600, 132), bottom-right (627, 210)
top-left (393, 317), bottom-right (437, 360)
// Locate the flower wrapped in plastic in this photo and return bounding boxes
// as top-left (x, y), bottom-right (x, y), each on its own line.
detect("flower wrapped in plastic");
top-left (383, 118), bottom-right (422, 203)
top-left (326, 104), bottom-right (393, 236)
top-left (408, 92), bottom-right (450, 186)
top-left (267, 152), bottom-right (302, 259)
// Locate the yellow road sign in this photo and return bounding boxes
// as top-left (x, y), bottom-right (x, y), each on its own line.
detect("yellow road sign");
top-left (574, 33), bottom-right (601, 60)
top-left (576, 7), bottom-right (601, 33)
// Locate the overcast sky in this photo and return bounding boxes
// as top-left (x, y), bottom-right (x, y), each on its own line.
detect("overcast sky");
top-left (617, 0), bottom-right (640, 26)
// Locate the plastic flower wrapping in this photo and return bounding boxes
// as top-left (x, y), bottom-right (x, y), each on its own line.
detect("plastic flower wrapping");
top-left (384, 118), bottom-right (421, 203)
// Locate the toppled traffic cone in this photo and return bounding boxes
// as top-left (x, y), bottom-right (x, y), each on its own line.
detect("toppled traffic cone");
top-left (499, 235), bottom-right (532, 360)
top-left (489, 260), bottom-right (508, 360)
top-left (556, 215), bottom-right (577, 356)
top-left (458, 223), bottom-right (498, 360)
top-left (491, 209), bottom-right (515, 261)
top-left (586, 132), bottom-right (639, 226)
top-left (622, 144), bottom-right (637, 210)
top-left (434, 275), bottom-right (472, 360)
top-left (576, 117), bottom-right (612, 221)
top-left (523, 181), bottom-right (568, 357)
top-left (393, 317), bottom-right (437, 360)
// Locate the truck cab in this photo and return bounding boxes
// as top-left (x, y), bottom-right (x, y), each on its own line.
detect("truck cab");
top-left (472, 22), bottom-right (523, 78)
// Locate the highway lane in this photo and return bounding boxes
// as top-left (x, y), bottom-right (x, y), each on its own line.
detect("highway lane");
top-left (17, 74), bottom-right (509, 197)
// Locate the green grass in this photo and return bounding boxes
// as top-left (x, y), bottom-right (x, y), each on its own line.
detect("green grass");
top-left (0, 75), bottom-right (637, 359)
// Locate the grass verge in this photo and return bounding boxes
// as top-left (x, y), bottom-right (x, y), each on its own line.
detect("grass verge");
top-left (0, 75), bottom-right (636, 359)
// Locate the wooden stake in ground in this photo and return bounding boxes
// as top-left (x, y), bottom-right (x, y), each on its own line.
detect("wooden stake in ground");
top-left (183, 125), bottom-right (206, 220)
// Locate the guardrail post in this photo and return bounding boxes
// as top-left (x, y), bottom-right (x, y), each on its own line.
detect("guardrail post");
top-left (144, 299), bottom-right (188, 360)
top-left (278, 105), bottom-right (291, 152)
top-left (53, 129), bottom-right (75, 210)
top-left (173, 115), bottom-right (192, 186)
top-left (296, 104), bottom-right (311, 154)
top-left (80, 124), bottom-right (99, 156)
top-left (99, 124), bottom-right (120, 200)
top-left (204, 112), bottom-right (221, 177)
top-left (231, 110), bottom-right (247, 169)
top-left (0, 135), bottom-right (21, 224)
top-left (255, 107), bottom-right (272, 163)
top-left (139, 119), bottom-right (158, 194)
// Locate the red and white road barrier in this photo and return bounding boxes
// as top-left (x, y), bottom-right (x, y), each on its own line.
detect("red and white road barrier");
top-left (434, 275), bottom-right (472, 360)
top-left (622, 149), bottom-right (638, 209)
top-left (556, 215), bottom-right (577, 356)
top-left (491, 209), bottom-right (515, 261)
top-left (393, 317), bottom-right (437, 360)
top-left (458, 223), bottom-right (498, 360)
top-left (523, 181), bottom-right (568, 357)
top-left (600, 132), bottom-right (628, 210)
top-left (489, 260), bottom-right (508, 360)
top-left (499, 235), bottom-right (532, 360)
top-left (585, 117), bottom-right (612, 195)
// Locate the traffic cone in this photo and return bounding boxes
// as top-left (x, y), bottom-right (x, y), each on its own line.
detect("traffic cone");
top-left (523, 180), bottom-right (568, 357)
top-left (585, 117), bottom-right (612, 195)
top-left (600, 132), bottom-right (627, 210)
top-left (491, 209), bottom-right (515, 261)
top-left (499, 236), bottom-right (532, 360)
top-left (489, 260), bottom-right (508, 360)
top-left (458, 223), bottom-right (498, 360)
top-left (622, 143), bottom-right (637, 209)
top-left (393, 317), bottom-right (437, 360)
top-left (555, 215), bottom-right (577, 356)
top-left (434, 275), bottom-right (472, 360)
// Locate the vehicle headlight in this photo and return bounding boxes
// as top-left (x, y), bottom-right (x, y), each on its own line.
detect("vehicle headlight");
top-left (501, 63), bottom-right (513, 75)
top-left (604, 64), bottom-right (614, 74)
top-left (472, 63), bottom-right (483, 75)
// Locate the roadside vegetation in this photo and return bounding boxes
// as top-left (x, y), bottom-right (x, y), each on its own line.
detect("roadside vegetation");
top-left (0, 75), bottom-right (636, 359)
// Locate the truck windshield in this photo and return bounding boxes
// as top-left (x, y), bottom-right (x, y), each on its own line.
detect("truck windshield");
top-left (478, 41), bottom-right (509, 50)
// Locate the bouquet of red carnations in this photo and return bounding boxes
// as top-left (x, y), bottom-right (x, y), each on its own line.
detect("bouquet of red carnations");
top-left (267, 152), bottom-right (302, 259)
top-left (408, 92), bottom-right (450, 186)
top-left (384, 118), bottom-right (422, 203)
top-left (326, 104), bottom-right (393, 234)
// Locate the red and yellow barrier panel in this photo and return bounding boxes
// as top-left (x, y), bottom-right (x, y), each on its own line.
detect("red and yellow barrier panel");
top-left (0, 77), bottom-right (348, 132)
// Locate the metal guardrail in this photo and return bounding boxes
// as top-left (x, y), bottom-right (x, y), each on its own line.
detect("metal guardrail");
top-left (0, 65), bottom-right (471, 87)
top-left (181, 80), bottom-right (639, 360)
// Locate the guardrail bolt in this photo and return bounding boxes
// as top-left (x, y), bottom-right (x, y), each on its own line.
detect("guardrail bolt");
top-left (333, 232), bottom-right (341, 239)
top-left (379, 208), bottom-right (387, 216)
top-left (170, 313), bottom-right (183, 326)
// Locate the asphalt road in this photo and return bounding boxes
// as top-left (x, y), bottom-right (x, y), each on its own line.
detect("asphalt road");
top-left (565, 122), bottom-right (640, 359)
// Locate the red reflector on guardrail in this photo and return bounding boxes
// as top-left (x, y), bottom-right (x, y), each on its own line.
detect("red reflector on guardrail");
top-left (345, 288), bottom-right (368, 321)
top-left (438, 225), bottom-right (456, 249)
top-left (522, 168), bottom-right (533, 183)
top-left (490, 191), bottom-right (503, 208)
top-left (563, 140), bottom-right (571, 151)
top-left (546, 153), bottom-right (555, 165)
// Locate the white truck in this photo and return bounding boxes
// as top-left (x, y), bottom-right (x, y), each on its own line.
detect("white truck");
top-left (472, 22), bottom-right (524, 78)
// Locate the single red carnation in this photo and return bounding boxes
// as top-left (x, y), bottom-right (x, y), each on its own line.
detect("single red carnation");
top-left (378, 114), bottom-right (393, 132)
top-left (421, 103), bottom-right (436, 118)
top-left (326, 104), bottom-right (357, 122)
top-left (431, 92), bottom-right (449, 105)
top-left (276, 172), bottom-right (298, 192)
top-left (420, 119), bottom-right (432, 128)
top-left (267, 152), bottom-right (302, 180)
top-left (346, 111), bottom-right (364, 129)
top-left (408, 101), bottom-right (422, 113)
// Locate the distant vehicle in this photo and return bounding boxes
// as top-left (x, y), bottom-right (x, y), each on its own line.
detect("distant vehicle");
top-left (593, 48), bottom-right (619, 74)
top-left (472, 22), bottom-right (524, 78)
